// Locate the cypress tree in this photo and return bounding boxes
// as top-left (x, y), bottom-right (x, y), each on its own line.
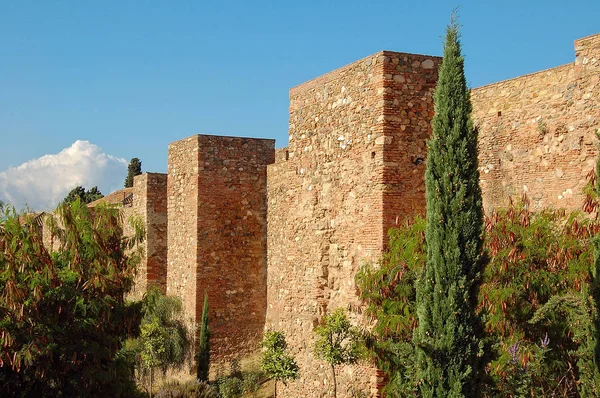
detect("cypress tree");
top-left (412, 15), bottom-right (485, 397)
top-left (124, 158), bottom-right (142, 188)
top-left (196, 293), bottom-right (210, 382)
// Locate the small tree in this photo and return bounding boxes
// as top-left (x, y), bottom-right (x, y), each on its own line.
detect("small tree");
top-left (314, 309), bottom-right (361, 398)
top-left (131, 287), bottom-right (191, 397)
top-left (125, 158), bottom-right (143, 188)
top-left (260, 331), bottom-right (299, 398)
top-left (197, 293), bottom-right (210, 382)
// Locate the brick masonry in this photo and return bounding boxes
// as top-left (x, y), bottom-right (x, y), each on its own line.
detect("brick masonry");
top-left (47, 32), bottom-right (598, 397)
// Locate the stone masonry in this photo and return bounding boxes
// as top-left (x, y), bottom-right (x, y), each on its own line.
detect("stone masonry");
top-left (266, 51), bottom-right (440, 397)
top-left (129, 173), bottom-right (168, 299)
top-left (167, 135), bottom-right (275, 359)
top-left (83, 33), bottom-right (598, 397)
top-left (86, 173), bottom-right (168, 300)
top-left (472, 34), bottom-right (600, 212)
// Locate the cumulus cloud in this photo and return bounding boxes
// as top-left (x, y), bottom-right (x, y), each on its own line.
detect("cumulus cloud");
top-left (0, 140), bottom-right (128, 211)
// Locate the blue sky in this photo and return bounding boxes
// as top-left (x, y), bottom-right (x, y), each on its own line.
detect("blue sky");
top-left (0, 0), bottom-right (598, 209)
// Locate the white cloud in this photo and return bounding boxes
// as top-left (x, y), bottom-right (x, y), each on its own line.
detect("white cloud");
top-left (0, 140), bottom-right (128, 211)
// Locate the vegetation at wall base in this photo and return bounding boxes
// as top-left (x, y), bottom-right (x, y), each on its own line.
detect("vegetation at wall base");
top-left (155, 379), bottom-right (218, 398)
top-left (357, 190), bottom-right (600, 396)
top-left (0, 200), bottom-right (145, 397)
top-left (314, 309), bottom-right (362, 398)
top-left (127, 286), bottom-right (191, 397)
top-left (260, 330), bottom-right (299, 398)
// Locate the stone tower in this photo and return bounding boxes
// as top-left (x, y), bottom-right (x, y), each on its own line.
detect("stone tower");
top-left (167, 134), bottom-right (275, 359)
top-left (266, 51), bottom-right (441, 396)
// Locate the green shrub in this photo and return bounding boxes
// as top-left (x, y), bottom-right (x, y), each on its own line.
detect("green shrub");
top-left (0, 202), bottom-right (145, 397)
top-left (155, 380), bottom-right (218, 398)
top-left (241, 372), bottom-right (261, 395)
top-left (260, 330), bottom-right (299, 397)
top-left (216, 376), bottom-right (243, 398)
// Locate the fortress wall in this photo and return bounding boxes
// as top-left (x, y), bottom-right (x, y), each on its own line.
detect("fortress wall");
top-left (266, 34), bottom-right (599, 397)
top-left (267, 53), bottom-right (387, 397)
top-left (379, 52), bottom-right (440, 233)
top-left (128, 173), bottom-right (168, 300)
top-left (575, 33), bottom-right (600, 73)
top-left (125, 179), bottom-right (146, 300)
top-left (167, 136), bottom-right (201, 332)
top-left (471, 33), bottom-right (600, 211)
top-left (267, 51), bottom-right (440, 397)
top-left (143, 173), bottom-right (168, 294)
top-left (194, 135), bottom-right (274, 359)
top-left (168, 134), bottom-right (275, 363)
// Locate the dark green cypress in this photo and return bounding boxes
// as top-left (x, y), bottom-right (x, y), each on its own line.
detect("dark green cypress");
top-left (124, 158), bottom-right (142, 188)
top-left (196, 293), bottom-right (210, 382)
top-left (412, 16), bottom-right (485, 397)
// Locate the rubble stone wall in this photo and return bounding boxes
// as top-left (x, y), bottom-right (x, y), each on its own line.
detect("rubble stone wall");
top-left (128, 173), bottom-right (168, 300)
top-left (194, 135), bottom-right (274, 359)
top-left (168, 134), bottom-right (275, 363)
top-left (167, 136), bottom-right (201, 331)
top-left (266, 33), bottom-right (598, 397)
top-left (471, 34), bottom-right (600, 211)
top-left (266, 51), bottom-right (440, 397)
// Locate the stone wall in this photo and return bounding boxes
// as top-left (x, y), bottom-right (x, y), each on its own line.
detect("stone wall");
top-left (167, 135), bottom-right (200, 334)
top-left (128, 173), bottom-right (168, 300)
top-left (266, 33), bottom-right (598, 397)
top-left (33, 31), bottom-right (597, 397)
top-left (167, 134), bottom-right (275, 364)
top-left (471, 34), bottom-right (600, 211)
top-left (266, 51), bottom-right (440, 397)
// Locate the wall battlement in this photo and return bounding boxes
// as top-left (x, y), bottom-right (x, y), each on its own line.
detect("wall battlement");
top-left (83, 32), bottom-right (598, 396)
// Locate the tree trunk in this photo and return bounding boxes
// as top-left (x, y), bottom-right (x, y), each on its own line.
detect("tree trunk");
top-left (331, 364), bottom-right (337, 398)
top-left (274, 379), bottom-right (277, 398)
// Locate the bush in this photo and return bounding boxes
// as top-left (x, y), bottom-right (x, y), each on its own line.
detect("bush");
top-left (216, 376), bottom-right (243, 398)
top-left (128, 287), bottom-right (191, 394)
top-left (357, 199), bottom-right (600, 396)
top-left (241, 371), bottom-right (261, 395)
top-left (0, 201), bottom-right (145, 397)
top-left (155, 380), bottom-right (218, 398)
